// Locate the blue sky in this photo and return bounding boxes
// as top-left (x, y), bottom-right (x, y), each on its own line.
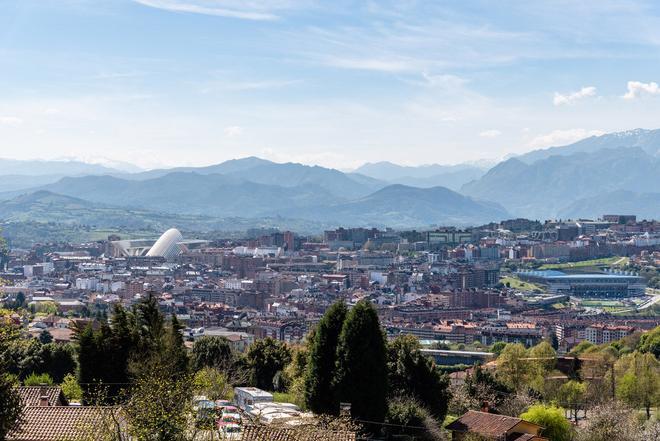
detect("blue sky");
top-left (2, 0), bottom-right (660, 169)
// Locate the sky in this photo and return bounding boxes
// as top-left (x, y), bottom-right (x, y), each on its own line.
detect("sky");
top-left (2, 0), bottom-right (660, 170)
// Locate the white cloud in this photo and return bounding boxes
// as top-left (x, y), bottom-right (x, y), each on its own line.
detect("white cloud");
top-left (323, 56), bottom-right (417, 73)
top-left (0, 116), bottom-right (23, 126)
top-left (132, 0), bottom-right (294, 20)
top-left (528, 128), bottom-right (605, 149)
top-left (224, 126), bottom-right (243, 137)
top-left (553, 86), bottom-right (597, 106)
top-left (479, 129), bottom-right (502, 138)
top-left (200, 79), bottom-right (300, 94)
top-left (622, 81), bottom-right (660, 99)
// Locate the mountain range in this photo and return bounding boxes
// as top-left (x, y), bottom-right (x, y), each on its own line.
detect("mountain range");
top-left (352, 161), bottom-right (487, 190)
top-left (1, 128), bottom-right (659, 232)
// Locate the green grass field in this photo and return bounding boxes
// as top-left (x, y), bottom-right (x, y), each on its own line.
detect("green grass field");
top-left (538, 256), bottom-right (627, 271)
top-left (500, 276), bottom-right (544, 291)
top-left (580, 300), bottom-right (625, 307)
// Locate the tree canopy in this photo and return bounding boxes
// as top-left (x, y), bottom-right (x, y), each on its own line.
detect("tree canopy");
top-left (304, 301), bottom-right (347, 415)
top-left (334, 300), bottom-right (389, 424)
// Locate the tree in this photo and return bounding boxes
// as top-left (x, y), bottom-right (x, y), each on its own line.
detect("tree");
top-left (133, 293), bottom-right (164, 353)
top-left (637, 326), bottom-right (660, 358)
top-left (3, 338), bottom-right (44, 380)
top-left (38, 329), bottom-right (53, 344)
top-left (24, 372), bottom-right (53, 386)
top-left (246, 338), bottom-right (291, 391)
top-left (549, 332), bottom-right (559, 350)
top-left (61, 373), bottom-right (83, 402)
top-left (557, 380), bottom-right (586, 423)
top-left (520, 404), bottom-right (572, 441)
top-left (490, 341), bottom-right (508, 355)
top-left (34, 301), bottom-right (58, 315)
top-left (387, 334), bottom-right (450, 419)
top-left (385, 397), bottom-right (443, 441)
top-left (615, 351), bottom-right (660, 419)
top-left (161, 314), bottom-right (189, 375)
top-left (334, 300), bottom-right (389, 425)
top-left (575, 401), bottom-right (641, 441)
top-left (0, 370), bottom-right (22, 440)
top-left (124, 362), bottom-right (193, 441)
top-left (39, 343), bottom-right (76, 383)
top-left (462, 365), bottom-right (514, 414)
top-left (569, 341), bottom-right (594, 356)
top-left (304, 301), bottom-right (347, 415)
top-left (191, 336), bottom-right (233, 371)
top-left (193, 367), bottom-right (231, 401)
top-left (496, 343), bottom-right (532, 390)
top-left (283, 346), bottom-right (308, 408)
top-left (528, 341), bottom-right (556, 396)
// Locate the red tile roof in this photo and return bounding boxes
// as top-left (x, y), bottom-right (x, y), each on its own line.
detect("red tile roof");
top-left (446, 410), bottom-right (542, 438)
top-left (16, 387), bottom-right (67, 407)
top-left (241, 425), bottom-right (357, 441)
top-left (8, 406), bottom-right (122, 441)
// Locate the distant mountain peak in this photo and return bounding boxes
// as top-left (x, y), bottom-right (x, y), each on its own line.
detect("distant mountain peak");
top-left (517, 127), bottom-right (660, 164)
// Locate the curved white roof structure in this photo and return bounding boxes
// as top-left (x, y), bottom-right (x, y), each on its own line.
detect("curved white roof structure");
top-left (146, 228), bottom-right (183, 259)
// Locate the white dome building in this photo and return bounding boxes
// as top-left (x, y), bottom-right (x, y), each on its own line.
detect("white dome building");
top-left (146, 228), bottom-right (184, 260)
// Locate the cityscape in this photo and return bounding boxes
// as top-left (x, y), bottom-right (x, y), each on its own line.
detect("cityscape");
top-left (1, 1), bottom-right (660, 441)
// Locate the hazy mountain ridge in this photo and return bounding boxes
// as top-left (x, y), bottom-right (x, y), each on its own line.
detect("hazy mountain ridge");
top-left (557, 190), bottom-right (660, 220)
top-left (4, 127), bottom-right (660, 227)
top-left (37, 172), bottom-right (345, 218)
top-left (125, 157), bottom-right (386, 199)
top-left (353, 161), bottom-right (487, 190)
top-left (0, 190), bottom-right (336, 246)
top-left (0, 158), bottom-right (127, 176)
top-left (285, 184), bottom-right (510, 227)
top-left (461, 147), bottom-right (660, 219)
top-left (517, 128), bottom-right (660, 164)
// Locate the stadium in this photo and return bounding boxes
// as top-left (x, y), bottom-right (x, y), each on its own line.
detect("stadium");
top-left (516, 270), bottom-right (646, 298)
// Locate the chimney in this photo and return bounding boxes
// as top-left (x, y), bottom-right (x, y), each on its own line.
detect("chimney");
top-left (481, 401), bottom-right (490, 413)
top-left (39, 396), bottom-right (50, 407)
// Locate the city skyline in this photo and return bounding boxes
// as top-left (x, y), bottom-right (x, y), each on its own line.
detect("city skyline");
top-left (3, 1), bottom-right (660, 168)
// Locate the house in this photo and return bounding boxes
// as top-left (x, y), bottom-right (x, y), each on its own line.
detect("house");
top-left (17, 386), bottom-right (68, 407)
top-left (242, 425), bottom-right (356, 441)
top-left (10, 386), bottom-right (127, 441)
top-left (446, 410), bottom-right (548, 441)
top-left (8, 406), bottom-right (126, 441)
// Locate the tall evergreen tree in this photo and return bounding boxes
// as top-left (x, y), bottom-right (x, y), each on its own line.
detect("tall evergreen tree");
top-left (163, 314), bottom-right (189, 375)
top-left (334, 300), bottom-right (388, 424)
top-left (304, 301), bottom-right (347, 415)
top-left (387, 335), bottom-right (450, 419)
top-left (134, 293), bottom-right (164, 353)
top-left (76, 323), bottom-right (102, 404)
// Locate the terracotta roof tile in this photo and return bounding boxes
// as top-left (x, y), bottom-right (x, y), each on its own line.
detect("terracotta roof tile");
top-left (16, 387), bottom-right (67, 407)
top-left (241, 425), bottom-right (357, 441)
top-left (8, 406), bottom-right (121, 441)
top-left (446, 410), bottom-right (541, 437)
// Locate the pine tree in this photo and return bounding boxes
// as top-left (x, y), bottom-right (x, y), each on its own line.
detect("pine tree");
top-left (387, 334), bottom-right (450, 419)
top-left (164, 314), bottom-right (189, 375)
top-left (76, 323), bottom-right (101, 404)
top-left (135, 293), bottom-right (164, 352)
top-left (334, 300), bottom-right (388, 424)
top-left (304, 301), bottom-right (347, 415)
